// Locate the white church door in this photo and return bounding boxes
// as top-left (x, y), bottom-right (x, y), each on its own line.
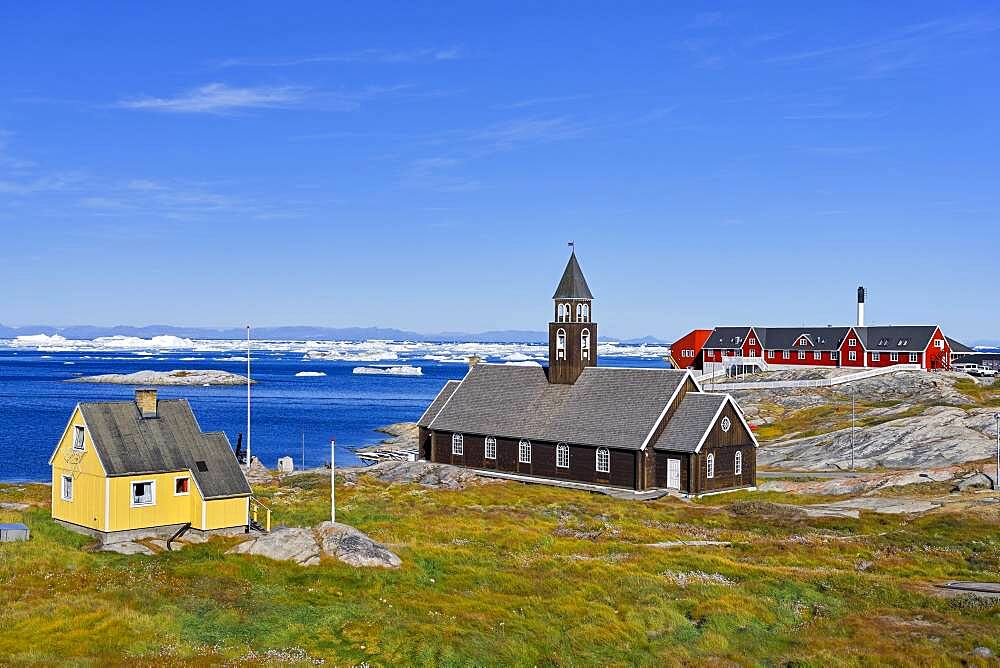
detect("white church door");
top-left (667, 458), bottom-right (681, 489)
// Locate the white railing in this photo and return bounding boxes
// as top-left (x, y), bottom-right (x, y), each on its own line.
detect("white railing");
top-left (706, 363), bottom-right (922, 391)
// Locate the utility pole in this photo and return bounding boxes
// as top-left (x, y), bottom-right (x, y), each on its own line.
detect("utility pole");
top-left (246, 325), bottom-right (251, 468)
top-left (851, 386), bottom-right (856, 472)
top-left (330, 438), bottom-right (336, 523)
top-left (994, 412), bottom-right (999, 492)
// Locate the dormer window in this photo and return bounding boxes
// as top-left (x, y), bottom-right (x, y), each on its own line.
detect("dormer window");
top-left (556, 328), bottom-right (567, 360)
top-left (72, 425), bottom-right (85, 452)
top-left (581, 329), bottom-right (591, 361)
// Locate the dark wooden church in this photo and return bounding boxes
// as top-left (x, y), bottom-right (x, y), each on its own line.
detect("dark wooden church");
top-left (417, 250), bottom-right (757, 495)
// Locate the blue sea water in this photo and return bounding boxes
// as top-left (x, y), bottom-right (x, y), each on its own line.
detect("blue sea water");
top-left (0, 346), bottom-right (663, 483)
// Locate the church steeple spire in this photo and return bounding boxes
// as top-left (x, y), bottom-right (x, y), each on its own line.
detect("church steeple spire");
top-left (548, 247), bottom-right (597, 384)
top-left (552, 248), bottom-right (594, 300)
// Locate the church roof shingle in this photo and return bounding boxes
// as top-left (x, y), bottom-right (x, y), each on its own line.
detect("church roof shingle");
top-left (427, 364), bottom-right (689, 450)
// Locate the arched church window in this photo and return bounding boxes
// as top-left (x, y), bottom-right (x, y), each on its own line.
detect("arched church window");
top-left (576, 303), bottom-right (583, 321)
top-left (557, 303), bottom-right (566, 322)
top-left (582, 303), bottom-right (590, 321)
top-left (581, 329), bottom-right (591, 360)
top-left (556, 328), bottom-right (566, 360)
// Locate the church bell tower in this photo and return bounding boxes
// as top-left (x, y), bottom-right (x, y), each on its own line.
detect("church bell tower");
top-left (548, 247), bottom-right (597, 384)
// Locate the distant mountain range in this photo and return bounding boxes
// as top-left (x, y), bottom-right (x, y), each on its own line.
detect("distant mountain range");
top-left (0, 323), bottom-right (670, 345)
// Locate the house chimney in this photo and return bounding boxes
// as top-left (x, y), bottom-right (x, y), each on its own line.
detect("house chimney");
top-left (467, 355), bottom-right (481, 369)
top-left (135, 388), bottom-right (158, 417)
top-left (857, 286), bottom-right (866, 327)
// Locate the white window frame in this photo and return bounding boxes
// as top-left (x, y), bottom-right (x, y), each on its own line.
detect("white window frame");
top-left (582, 303), bottom-right (590, 321)
top-left (849, 351), bottom-right (857, 361)
top-left (783, 351), bottom-right (790, 360)
top-left (518, 439), bottom-right (531, 464)
top-left (130, 480), bottom-right (156, 508)
top-left (890, 353), bottom-right (899, 362)
top-left (484, 436), bottom-right (497, 460)
top-left (748, 338), bottom-right (756, 346)
top-left (595, 447), bottom-right (610, 474)
top-left (706, 453), bottom-right (715, 479)
top-left (909, 353), bottom-right (918, 363)
top-left (556, 443), bottom-right (570, 469)
top-left (174, 475), bottom-right (191, 496)
top-left (734, 451), bottom-right (742, 476)
top-left (767, 350), bottom-right (774, 359)
top-left (934, 339), bottom-right (944, 349)
top-left (849, 338), bottom-right (857, 347)
top-left (72, 425), bottom-right (85, 452)
top-left (797, 351), bottom-right (806, 360)
top-left (813, 351), bottom-right (822, 360)
top-left (581, 328), bottom-right (591, 361)
top-left (872, 352), bottom-right (880, 362)
top-left (831, 351), bottom-right (839, 360)
top-left (451, 433), bottom-right (464, 455)
top-left (556, 328), bottom-right (567, 360)
top-left (61, 474), bottom-right (73, 501)
top-left (576, 303), bottom-right (583, 322)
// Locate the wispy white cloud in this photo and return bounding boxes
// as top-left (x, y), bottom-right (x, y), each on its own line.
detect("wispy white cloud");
top-left (116, 83), bottom-right (310, 114)
top-left (116, 82), bottom-right (414, 115)
top-left (762, 15), bottom-right (1000, 77)
top-left (216, 47), bottom-right (462, 68)
top-left (492, 94), bottom-right (592, 110)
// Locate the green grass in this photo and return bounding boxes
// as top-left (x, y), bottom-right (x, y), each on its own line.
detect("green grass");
top-left (954, 377), bottom-right (1000, 408)
top-left (1, 476), bottom-right (998, 666)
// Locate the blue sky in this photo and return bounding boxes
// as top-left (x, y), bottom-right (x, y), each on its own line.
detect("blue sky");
top-left (1, 2), bottom-right (997, 341)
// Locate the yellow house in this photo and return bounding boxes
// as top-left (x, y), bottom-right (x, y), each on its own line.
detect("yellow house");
top-left (50, 388), bottom-right (254, 543)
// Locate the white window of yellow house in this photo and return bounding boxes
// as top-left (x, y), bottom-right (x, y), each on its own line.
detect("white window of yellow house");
top-left (174, 476), bottom-right (190, 496)
top-left (72, 425), bottom-right (85, 451)
top-left (131, 480), bottom-right (155, 507)
top-left (61, 475), bottom-right (73, 501)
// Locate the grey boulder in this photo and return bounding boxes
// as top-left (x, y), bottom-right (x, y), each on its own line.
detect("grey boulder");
top-left (317, 521), bottom-right (402, 568)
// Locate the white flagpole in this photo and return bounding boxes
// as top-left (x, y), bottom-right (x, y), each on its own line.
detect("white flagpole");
top-left (330, 438), bottom-right (337, 522)
top-left (246, 325), bottom-right (251, 468)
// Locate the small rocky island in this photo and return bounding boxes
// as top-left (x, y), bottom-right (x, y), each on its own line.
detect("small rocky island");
top-left (67, 369), bottom-right (253, 386)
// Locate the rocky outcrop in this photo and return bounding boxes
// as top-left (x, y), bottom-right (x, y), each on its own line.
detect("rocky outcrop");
top-left (340, 460), bottom-right (498, 490)
top-left (228, 523), bottom-right (401, 568)
top-left (759, 406), bottom-right (998, 471)
top-left (229, 527), bottom-right (321, 566)
top-left (67, 369), bottom-right (252, 386)
top-left (98, 541), bottom-right (155, 555)
top-left (953, 472), bottom-right (996, 492)
top-left (316, 522), bottom-right (402, 568)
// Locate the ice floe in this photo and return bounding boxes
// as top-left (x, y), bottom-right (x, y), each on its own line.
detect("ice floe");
top-left (352, 365), bottom-right (423, 376)
top-left (1, 334), bottom-right (673, 366)
top-left (295, 371), bottom-right (327, 377)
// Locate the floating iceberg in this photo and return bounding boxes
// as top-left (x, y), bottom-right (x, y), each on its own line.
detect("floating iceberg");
top-left (352, 365), bottom-right (423, 377)
top-left (295, 371), bottom-right (327, 377)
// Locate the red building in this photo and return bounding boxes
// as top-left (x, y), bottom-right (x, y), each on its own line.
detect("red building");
top-left (680, 325), bottom-right (954, 372)
top-left (670, 329), bottom-right (712, 369)
top-left (672, 288), bottom-right (961, 372)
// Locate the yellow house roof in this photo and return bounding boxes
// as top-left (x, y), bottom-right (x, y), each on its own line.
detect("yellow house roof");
top-left (75, 399), bottom-right (251, 499)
